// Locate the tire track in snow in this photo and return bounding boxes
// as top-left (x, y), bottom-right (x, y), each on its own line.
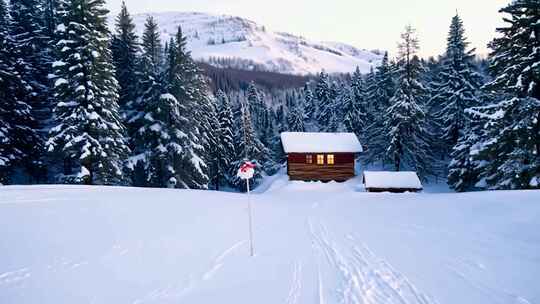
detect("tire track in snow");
top-left (309, 218), bottom-right (437, 304)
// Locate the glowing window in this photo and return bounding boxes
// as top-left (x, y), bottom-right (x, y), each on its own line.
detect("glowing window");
top-left (327, 154), bottom-right (335, 165)
top-left (317, 154), bottom-right (325, 165)
top-left (306, 155), bottom-right (313, 164)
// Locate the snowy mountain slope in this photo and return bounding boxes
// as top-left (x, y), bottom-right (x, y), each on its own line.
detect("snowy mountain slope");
top-left (122, 12), bottom-right (383, 75)
top-left (1, 177), bottom-right (539, 304)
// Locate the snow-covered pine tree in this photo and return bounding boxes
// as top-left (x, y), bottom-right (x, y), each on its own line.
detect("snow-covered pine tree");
top-left (372, 52), bottom-right (395, 115)
top-left (344, 68), bottom-right (368, 137)
top-left (315, 71), bottom-right (335, 130)
top-left (128, 16), bottom-right (164, 187)
top-left (198, 94), bottom-right (221, 190)
top-left (8, 0), bottom-right (49, 113)
top-left (383, 25), bottom-right (436, 178)
top-left (0, 0), bottom-right (41, 183)
top-left (216, 90), bottom-right (236, 188)
top-left (42, 0), bottom-right (59, 39)
top-left (126, 16), bottom-right (162, 141)
top-left (365, 52), bottom-right (396, 165)
top-left (230, 97), bottom-right (270, 191)
top-left (430, 14), bottom-right (484, 152)
top-left (111, 1), bottom-right (140, 110)
top-left (447, 103), bottom-right (489, 192)
top-left (287, 98), bottom-right (305, 132)
top-left (9, 0), bottom-right (52, 181)
top-left (302, 83), bottom-right (315, 124)
top-left (246, 82), bottom-right (267, 134)
top-left (163, 25), bottom-right (209, 189)
top-left (363, 67), bottom-right (377, 122)
top-left (47, 0), bottom-right (130, 185)
top-left (470, 0), bottom-right (540, 190)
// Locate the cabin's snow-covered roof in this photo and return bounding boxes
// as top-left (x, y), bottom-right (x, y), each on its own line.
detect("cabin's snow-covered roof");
top-left (280, 132), bottom-right (363, 153)
top-left (363, 171), bottom-right (423, 190)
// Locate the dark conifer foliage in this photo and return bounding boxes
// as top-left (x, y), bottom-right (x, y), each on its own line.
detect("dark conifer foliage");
top-left (0, 0), bottom-right (41, 183)
top-left (430, 14), bottom-right (483, 151)
top-left (383, 26), bottom-right (436, 178)
top-left (215, 90), bottom-right (236, 188)
top-left (111, 1), bottom-right (140, 109)
top-left (47, 0), bottom-right (130, 185)
top-left (468, 0), bottom-right (540, 190)
top-left (8, 0), bottom-right (52, 181)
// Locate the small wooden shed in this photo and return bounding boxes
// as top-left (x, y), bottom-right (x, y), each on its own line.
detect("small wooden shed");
top-left (281, 132), bottom-right (363, 182)
top-left (363, 171), bottom-right (423, 192)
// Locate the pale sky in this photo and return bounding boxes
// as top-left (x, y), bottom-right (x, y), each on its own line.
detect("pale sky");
top-left (108, 0), bottom-right (509, 58)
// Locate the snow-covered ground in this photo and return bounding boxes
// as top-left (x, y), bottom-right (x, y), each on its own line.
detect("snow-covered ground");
top-left (1, 175), bottom-right (539, 304)
top-left (117, 12), bottom-right (383, 75)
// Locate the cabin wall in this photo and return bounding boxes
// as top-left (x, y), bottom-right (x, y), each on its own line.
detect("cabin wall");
top-left (287, 153), bottom-right (355, 181)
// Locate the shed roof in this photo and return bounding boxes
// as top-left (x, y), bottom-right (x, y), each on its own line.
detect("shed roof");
top-left (280, 132), bottom-right (363, 153)
top-left (363, 171), bottom-right (423, 190)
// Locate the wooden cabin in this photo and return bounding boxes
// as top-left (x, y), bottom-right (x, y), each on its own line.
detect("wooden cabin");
top-left (363, 171), bottom-right (423, 193)
top-left (281, 132), bottom-right (363, 182)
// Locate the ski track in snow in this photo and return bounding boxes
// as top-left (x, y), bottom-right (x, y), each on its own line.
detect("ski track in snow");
top-left (285, 260), bottom-right (303, 304)
top-left (308, 218), bottom-right (437, 304)
top-left (132, 240), bottom-right (247, 304)
top-left (0, 268), bottom-right (31, 286)
top-left (445, 259), bottom-right (531, 304)
top-left (203, 240), bottom-right (246, 281)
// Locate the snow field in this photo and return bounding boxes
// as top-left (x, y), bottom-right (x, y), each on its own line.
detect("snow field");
top-left (0, 178), bottom-right (539, 304)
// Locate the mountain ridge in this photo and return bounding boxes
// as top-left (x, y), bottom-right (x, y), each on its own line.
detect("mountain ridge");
top-left (114, 11), bottom-right (383, 75)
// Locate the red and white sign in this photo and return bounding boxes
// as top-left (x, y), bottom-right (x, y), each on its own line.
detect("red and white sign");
top-left (237, 162), bottom-right (256, 180)
top-left (237, 161), bottom-right (256, 257)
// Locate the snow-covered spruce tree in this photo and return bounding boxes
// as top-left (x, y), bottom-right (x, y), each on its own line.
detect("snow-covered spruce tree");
top-left (371, 52), bottom-right (395, 115)
top-left (111, 1), bottom-right (140, 110)
top-left (246, 82), bottom-right (267, 133)
top-left (287, 98), bottom-right (305, 132)
top-left (216, 90), bottom-right (236, 188)
top-left (315, 71), bottom-right (335, 130)
top-left (42, 0), bottom-right (59, 39)
top-left (383, 25), bottom-right (437, 178)
top-left (125, 16), bottom-right (161, 142)
top-left (230, 97), bottom-right (270, 191)
top-left (302, 83), bottom-right (315, 125)
top-left (128, 16), bottom-right (163, 187)
top-left (344, 68), bottom-right (368, 137)
top-left (198, 94), bottom-right (221, 190)
top-left (8, 0), bottom-right (50, 114)
top-left (429, 14), bottom-right (484, 153)
top-left (47, 0), bottom-right (130, 185)
top-left (163, 26), bottom-right (209, 189)
top-left (246, 82), bottom-right (275, 152)
top-left (9, 0), bottom-right (52, 181)
top-left (447, 103), bottom-right (490, 192)
top-left (365, 52), bottom-right (396, 165)
top-left (470, 0), bottom-right (540, 190)
top-left (0, 0), bottom-right (41, 184)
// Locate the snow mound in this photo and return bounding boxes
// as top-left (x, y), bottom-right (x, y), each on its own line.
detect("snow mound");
top-left (363, 171), bottom-right (423, 190)
top-left (118, 12), bottom-right (383, 75)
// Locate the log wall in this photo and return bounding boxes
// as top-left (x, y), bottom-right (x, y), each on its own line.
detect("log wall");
top-left (287, 153), bottom-right (355, 181)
